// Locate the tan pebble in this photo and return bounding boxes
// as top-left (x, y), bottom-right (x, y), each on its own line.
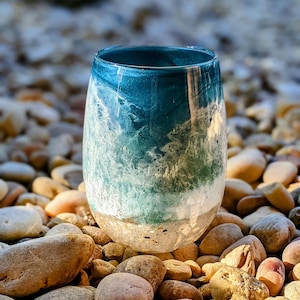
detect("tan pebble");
top-left (249, 214), bottom-right (295, 253)
top-left (78, 181), bottom-right (85, 192)
top-left (33, 286), bottom-right (95, 300)
top-left (265, 297), bottom-right (289, 300)
top-left (237, 194), bottom-right (269, 216)
top-left (260, 182), bottom-right (295, 214)
top-left (82, 225), bottom-right (112, 245)
top-left (48, 155), bottom-right (73, 171)
top-left (158, 280), bottom-right (203, 300)
top-left (227, 146), bottom-right (242, 158)
top-left (0, 179), bottom-right (8, 201)
top-left (292, 262), bottom-right (300, 280)
top-left (282, 238), bottom-right (300, 272)
top-left (29, 150), bottom-right (49, 170)
top-left (32, 176), bottom-right (69, 199)
top-left (108, 260), bottom-right (119, 267)
top-left (242, 206), bottom-right (283, 230)
top-left (221, 244), bottom-right (256, 275)
top-left (0, 295), bottom-right (15, 300)
top-left (163, 259), bottom-right (192, 281)
top-left (256, 257), bottom-right (285, 296)
top-left (90, 258), bottom-right (115, 279)
top-left (51, 164), bottom-right (83, 189)
top-left (15, 192), bottom-right (50, 208)
top-left (152, 252), bottom-right (174, 260)
top-left (45, 223), bottom-right (82, 236)
top-left (206, 212), bottom-right (248, 235)
top-left (196, 255), bottom-right (219, 267)
top-left (95, 273), bottom-right (154, 300)
top-left (198, 283), bottom-right (211, 299)
top-left (227, 130), bottom-right (243, 147)
top-left (55, 212), bottom-right (88, 228)
top-left (263, 161), bottom-right (298, 186)
top-left (210, 265), bottom-right (269, 300)
top-left (122, 247), bottom-right (138, 261)
top-left (172, 243), bottom-right (199, 261)
top-left (45, 190), bottom-right (88, 217)
top-left (184, 260), bottom-right (202, 277)
top-left (222, 178), bottom-right (254, 212)
top-left (199, 223), bottom-right (244, 255)
top-left (220, 235), bottom-right (267, 268)
top-left (226, 148), bottom-right (267, 183)
top-left (0, 233), bottom-right (94, 298)
top-left (114, 255), bottom-right (166, 292)
top-left (102, 242), bottom-right (125, 261)
top-left (201, 262), bottom-right (225, 279)
top-left (27, 204), bottom-right (49, 225)
top-left (283, 281), bottom-right (300, 300)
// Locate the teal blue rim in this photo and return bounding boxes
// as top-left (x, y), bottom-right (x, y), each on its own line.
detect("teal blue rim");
top-left (94, 45), bottom-right (217, 70)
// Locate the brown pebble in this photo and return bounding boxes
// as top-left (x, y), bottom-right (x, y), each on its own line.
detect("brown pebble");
top-left (282, 238), bottom-right (300, 272)
top-left (237, 194), bottom-right (269, 216)
top-left (196, 255), bottom-right (219, 267)
top-left (82, 225), bottom-right (112, 245)
top-left (90, 258), bottom-right (115, 280)
top-left (102, 242), bottom-right (125, 261)
top-left (172, 243), bottom-right (199, 262)
top-left (163, 259), bottom-right (192, 281)
top-left (0, 181), bottom-right (27, 208)
top-left (158, 280), bottom-right (203, 300)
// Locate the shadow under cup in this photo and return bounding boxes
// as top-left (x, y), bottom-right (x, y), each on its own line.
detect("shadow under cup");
top-left (83, 46), bottom-right (227, 252)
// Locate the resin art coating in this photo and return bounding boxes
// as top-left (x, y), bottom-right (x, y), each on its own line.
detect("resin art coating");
top-left (83, 46), bottom-right (227, 252)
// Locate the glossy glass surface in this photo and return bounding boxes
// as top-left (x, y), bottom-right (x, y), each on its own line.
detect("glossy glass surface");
top-left (83, 46), bottom-right (227, 252)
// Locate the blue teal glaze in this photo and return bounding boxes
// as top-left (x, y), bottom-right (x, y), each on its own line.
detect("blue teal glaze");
top-left (83, 46), bottom-right (226, 224)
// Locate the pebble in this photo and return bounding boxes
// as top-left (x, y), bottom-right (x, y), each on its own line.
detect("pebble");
top-left (15, 192), bottom-right (50, 208)
top-left (172, 243), bottom-right (199, 262)
top-left (283, 281), bottom-right (300, 300)
top-left (249, 214), bottom-right (295, 253)
top-left (222, 178), bottom-right (254, 212)
top-left (226, 148), bottom-right (267, 183)
top-left (209, 265), bottom-right (269, 300)
top-left (158, 280), bottom-right (203, 300)
top-left (33, 286), bottom-right (95, 300)
top-left (45, 190), bottom-right (88, 217)
top-left (282, 238), bottom-right (300, 272)
top-left (0, 161), bottom-right (36, 183)
top-left (32, 176), bottom-right (69, 199)
top-left (82, 225), bottom-right (112, 245)
top-left (0, 206), bottom-right (45, 242)
top-left (163, 259), bottom-right (192, 281)
top-left (95, 273), bottom-right (154, 300)
top-left (102, 242), bottom-right (126, 261)
top-left (0, 179), bottom-right (8, 201)
top-left (260, 182), bottom-right (295, 214)
top-left (256, 257), bottom-right (285, 296)
top-left (45, 222), bottom-right (82, 236)
top-left (199, 223), bottom-right (244, 255)
top-left (90, 258), bottom-right (116, 280)
top-left (0, 233), bottom-right (94, 298)
top-left (50, 164), bottom-right (83, 189)
top-left (237, 194), bottom-right (269, 216)
top-left (263, 161), bottom-right (298, 186)
top-left (55, 212), bottom-right (88, 228)
top-left (114, 255), bottom-right (166, 292)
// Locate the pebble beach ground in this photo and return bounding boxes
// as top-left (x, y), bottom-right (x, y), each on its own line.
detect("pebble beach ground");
top-left (0, 0), bottom-right (300, 299)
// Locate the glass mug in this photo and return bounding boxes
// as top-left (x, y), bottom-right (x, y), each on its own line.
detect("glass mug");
top-left (83, 46), bottom-right (227, 253)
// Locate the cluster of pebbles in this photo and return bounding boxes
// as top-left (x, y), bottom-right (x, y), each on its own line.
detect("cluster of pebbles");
top-left (0, 0), bottom-right (300, 299)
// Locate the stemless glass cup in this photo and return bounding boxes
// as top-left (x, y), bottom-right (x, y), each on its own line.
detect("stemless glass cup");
top-left (83, 46), bottom-right (227, 253)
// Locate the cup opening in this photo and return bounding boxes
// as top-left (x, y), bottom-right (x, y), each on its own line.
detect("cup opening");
top-left (96, 46), bottom-right (216, 69)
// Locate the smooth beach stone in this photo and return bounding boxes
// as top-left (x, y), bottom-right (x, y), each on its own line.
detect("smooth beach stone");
top-left (114, 255), bottom-right (166, 292)
top-left (95, 273), bottom-right (154, 300)
top-left (283, 281), bottom-right (300, 300)
top-left (163, 259), bottom-right (192, 281)
top-left (0, 179), bottom-right (8, 201)
top-left (220, 235), bottom-right (267, 268)
top-left (288, 207), bottom-right (300, 228)
top-left (82, 225), bottom-right (112, 245)
top-left (55, 212), bottom-right (88, 228)
top-left (263, 161), bottom-right (298, 186)
top-left (199, 223), bottom-right (244, 255)
top-left (226, 148), bottom-right (267, 183)
top-left (29, 149), bottom-right (49, 170)
top-left (102, 242), bottom-right (126, 261)
top-left (15, 192), bottom-right (50, 208)
top-left (0, 295), bottom-right (15, 300)
top-left (260, 182), bottom-right (295, 214)
top-left (0, 206), bottom-right (44, 242)
top-left (34, 286), bottom-right (95, 300)
top-left (184, 260), bottom-right (202, 277)
top-left (172, 243), bottom-right (199, 261)
top-left (282, 239), bottom-right (300, 271)
top-left (236, 194), bottom-right (269, 217)
top-left (45, 222), bottom-right (82, 236)
top-left (196, 255), bottom-right (220, 267)
top-left (0, 181), bottom-right (27, 208)
top-left (158, 280), bottom-right (203, 300)
top-left (45, 190), bottom-right (88, 217)
top-left (256, 257), bottom-right (285, 296)
top-left (209, 265), bottom-right (269, 300)
top-left (90, 258), bottom-right (116, 279)
top-left (0, 233), bottom-right (94, 298)
top-left (242, 206), bottom-right (283, 231)
top-left (249, 214), bottom-right (295, 253)
top-left (122, 247), bottom-right (139, 261)
top-left (48, 122), bottom-right (83, 143)
top-left (50, 164), bottom-right (83, 189)
top-left (47, 133), bottom-right (73, 158)
top-left (0, 161), bottom-right (36, 183)
top-left (222, 178), bottom-right (254, 212)
top-left (292, 262), bottom-right (300, 280)
top-left (32, 176), bottom-right (69, 199)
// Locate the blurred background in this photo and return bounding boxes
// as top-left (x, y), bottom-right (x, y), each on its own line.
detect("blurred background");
top-left (0, 0), bottom-right (299, 108)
